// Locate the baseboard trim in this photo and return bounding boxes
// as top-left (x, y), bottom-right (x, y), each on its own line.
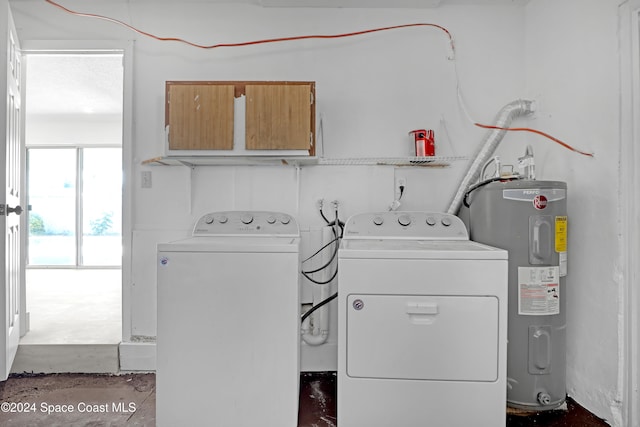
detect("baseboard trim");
top-left (119, 341), bottom-right (156, 371)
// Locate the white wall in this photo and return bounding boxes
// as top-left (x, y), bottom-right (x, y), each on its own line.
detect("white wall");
top-left (517, 0), bottom-right (622, 423)
top-left (10, 0), bottom-right (526, 335)
top-left (130, 3), bottom-right (526, 366)
top-left (11, 0), bottom-right (629, 423)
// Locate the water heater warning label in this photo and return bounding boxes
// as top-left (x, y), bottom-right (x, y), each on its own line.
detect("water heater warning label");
top-left (555, 216), bottom-right (567, 252)
top-left (518, 266), bottom-right (560, 316)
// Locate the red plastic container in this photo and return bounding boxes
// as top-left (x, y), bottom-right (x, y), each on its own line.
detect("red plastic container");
top-left (409, 129), bottom-right (435, 157)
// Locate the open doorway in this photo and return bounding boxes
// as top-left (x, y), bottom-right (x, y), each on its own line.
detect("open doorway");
top-left (19, 53), bottom-right (123, 360)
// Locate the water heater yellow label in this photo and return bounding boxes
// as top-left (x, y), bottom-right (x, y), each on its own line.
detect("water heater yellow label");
top-left (555, 216), bottom-right (567, 252)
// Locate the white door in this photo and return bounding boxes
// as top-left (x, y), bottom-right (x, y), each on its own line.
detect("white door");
top-left (0, 1), bottom-right (22, 381)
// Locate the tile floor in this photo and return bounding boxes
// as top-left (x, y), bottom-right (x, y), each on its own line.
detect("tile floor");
top-left (0, 372), bottom-right (610, 427)
top-left (22, 269), bottom-right (121, 345)
top-left (11, 269), bottom-right (122, 374)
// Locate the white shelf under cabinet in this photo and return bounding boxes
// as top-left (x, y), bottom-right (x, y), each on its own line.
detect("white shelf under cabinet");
top-left (317, 156), bottom-right (466, 166)
top-left (141, 155), bottom-right (317, 167)
top-left (141, 155), bottom-right (467, 167)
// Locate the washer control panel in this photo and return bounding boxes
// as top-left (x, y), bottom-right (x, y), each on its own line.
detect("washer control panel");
top-left (193, 211), bottom-right (299, 236)
top-left (343, 211), bottom-right (468, 240)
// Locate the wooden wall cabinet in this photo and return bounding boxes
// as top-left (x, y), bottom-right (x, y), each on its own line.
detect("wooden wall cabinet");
top-left (166, 81), bottom-right (316, 156)
top-left (166, 83), bottom-right (235, 151)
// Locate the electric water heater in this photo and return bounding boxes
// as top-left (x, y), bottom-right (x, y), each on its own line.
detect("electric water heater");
top-left (464, 179), bottom-right (567, 410)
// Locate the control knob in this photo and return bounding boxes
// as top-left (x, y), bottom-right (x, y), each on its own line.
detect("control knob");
top-left (373, 216), bottom-right (384, 226)
top-left (426, 216), bottom-right (436, 226)
top-left (240, 214), bottom-right (254, 225)
top-left (398, 214), bottom-right (411, 227)
top-left (218, 215), bottom-right (228, 224)
top-left (441, 217), bottom-right (452, 227)
top-left (280, 216), bottom-right (291, 225)
top-left (204, 215), bottom-right (214, 225)
top-left (267, 216), bottom-right (276, 224)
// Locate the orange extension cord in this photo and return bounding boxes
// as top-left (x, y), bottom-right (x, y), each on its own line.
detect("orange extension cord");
top-left (44, 0), bottom-right (593, 158)
top-left (44, 0), bottom-right (454, 51)
top-left (475, 124), bottom-right (594, 157)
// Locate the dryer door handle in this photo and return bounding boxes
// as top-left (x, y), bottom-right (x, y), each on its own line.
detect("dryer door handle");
top-left (406, 302), bottom-right (439, 325)
top-left (406, 302), bottom-right (439, 315)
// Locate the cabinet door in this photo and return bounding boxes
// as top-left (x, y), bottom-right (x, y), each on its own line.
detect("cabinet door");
top-left (245, 83), bottom-right (314, 152)
top-left (167, 83), bottom-right (235, 150)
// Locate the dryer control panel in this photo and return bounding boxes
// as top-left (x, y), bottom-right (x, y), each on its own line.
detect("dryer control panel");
top-left (192, 211), bottom-right (299, 236)
top-left (343, 211), bottom-right (468, 240)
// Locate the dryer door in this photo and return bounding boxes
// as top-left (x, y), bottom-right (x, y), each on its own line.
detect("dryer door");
top-left (346, 294), bottom-right (499, 382)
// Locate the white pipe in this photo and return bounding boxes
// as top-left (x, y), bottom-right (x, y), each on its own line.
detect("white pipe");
top-left (447, 99), bottom-right (534, 215)
top-left (301, 226), bottom-right (333, 346)
top-left (301, 314), bottom-right (328, 346)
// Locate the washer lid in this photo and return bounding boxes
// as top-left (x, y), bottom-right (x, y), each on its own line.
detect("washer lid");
top-left (339, 239), bottom-right (507, 260)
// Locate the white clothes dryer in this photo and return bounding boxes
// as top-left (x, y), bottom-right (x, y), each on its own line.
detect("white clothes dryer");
top-left (338, 211), bottom-right (508, 427)
top-left (156, 211), bottom-right (300, 427)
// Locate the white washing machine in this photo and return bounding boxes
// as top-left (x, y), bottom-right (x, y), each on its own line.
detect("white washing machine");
top-left (156, 211), bottom-right (300, 427)
top-left (338, 211), bottom-right (508, 427)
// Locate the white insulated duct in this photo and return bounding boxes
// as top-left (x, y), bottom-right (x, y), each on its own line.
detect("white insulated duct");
top-left (446, 99), bottom-right (534, 215)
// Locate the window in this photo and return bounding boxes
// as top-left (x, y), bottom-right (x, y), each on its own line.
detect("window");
top-left (27, 147), bottom-right (122, 266)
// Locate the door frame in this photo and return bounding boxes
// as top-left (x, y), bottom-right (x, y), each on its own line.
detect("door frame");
top-left (619, 1), bottom-right (640, 425)
top-left (20, 40), bottom-right (134, 348)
